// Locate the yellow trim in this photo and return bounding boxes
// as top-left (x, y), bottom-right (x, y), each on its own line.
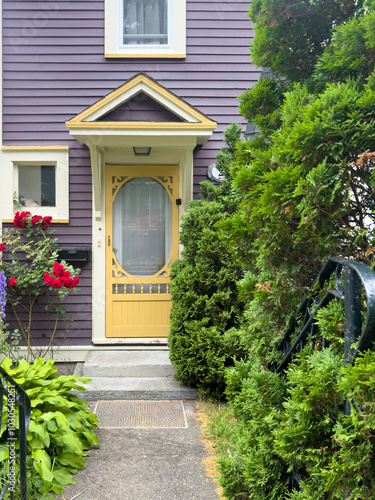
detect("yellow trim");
top-left (66, 74), bottom-right (216, 128)
top-left (2, 146), bottom-right (69, 151)
top-left (105, 53), bottom-right (186, 59)
top-left (66, 121), bottom-right (217, 130)
top-left (2, 219), bottom-right (69, 224)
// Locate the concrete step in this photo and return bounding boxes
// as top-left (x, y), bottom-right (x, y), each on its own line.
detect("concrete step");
top-left (82, 350), bottom-right (177, 378)
top-left (74, 376), bottom-right (198, 401)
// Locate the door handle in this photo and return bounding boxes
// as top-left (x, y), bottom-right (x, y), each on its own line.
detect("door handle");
top-left (108, 235), bottom-right (110, 246)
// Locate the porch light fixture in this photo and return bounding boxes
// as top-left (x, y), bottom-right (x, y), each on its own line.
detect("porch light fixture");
top-left (133, 147), bottom-right (151, 156)
top-left (207, 163), bottom-right (224, 183)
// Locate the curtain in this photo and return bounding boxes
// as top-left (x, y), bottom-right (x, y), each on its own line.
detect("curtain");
top-left (123, 0), bottom-right (168, 45)
top-left (18, 165), bottom-right (55, 207)
top-left (112, 177), bottom-right (172, 277)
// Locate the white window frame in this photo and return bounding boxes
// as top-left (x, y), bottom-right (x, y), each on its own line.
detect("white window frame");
top-left (105, 0), bottom-right (186, 58)
top-left (1, 147), bottom-right (69, 223)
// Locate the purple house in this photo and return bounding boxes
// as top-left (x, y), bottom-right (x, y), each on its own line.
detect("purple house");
top-left (0, 0), bottom-right (259, 361)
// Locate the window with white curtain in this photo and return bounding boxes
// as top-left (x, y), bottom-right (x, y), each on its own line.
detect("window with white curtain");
top-left (104, 0), bottom-right (186, 57)
top-left (123, 0), bottom-right (169, 46)
top-left (113, 177), bottom-right (172, 277)
top-left (18, 165), bottom-right (56, 207)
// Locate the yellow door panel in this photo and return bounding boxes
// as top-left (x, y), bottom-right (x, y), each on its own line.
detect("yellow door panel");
top-left (105, 165), bottom-right (179, 338)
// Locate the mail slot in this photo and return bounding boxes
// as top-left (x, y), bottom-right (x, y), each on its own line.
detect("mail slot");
top-left (57, 246), bottom-right (90, 264)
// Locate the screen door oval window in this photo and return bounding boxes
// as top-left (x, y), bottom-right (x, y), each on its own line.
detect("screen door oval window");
top-left (112, 177), bottom-right (172, 277)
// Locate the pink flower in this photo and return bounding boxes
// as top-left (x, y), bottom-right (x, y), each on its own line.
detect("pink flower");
top-left (0, 244), bottom-right (5, 252)
top-left (9, 278), bottom-right (16, 286)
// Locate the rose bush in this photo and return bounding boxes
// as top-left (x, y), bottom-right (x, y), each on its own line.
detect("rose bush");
top-left (0, 212), bottom-right (80, 361)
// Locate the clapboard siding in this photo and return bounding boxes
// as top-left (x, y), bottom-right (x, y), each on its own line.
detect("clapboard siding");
top-left (2, 0), bottom-right (258, 344)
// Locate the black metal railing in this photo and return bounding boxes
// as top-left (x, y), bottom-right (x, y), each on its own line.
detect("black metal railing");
top-left (276, 257), bottom-right (375, 374)
top-left (275, 257), bottom-right (375, 495)
top-left (0, 366), bottom-right (31, 500)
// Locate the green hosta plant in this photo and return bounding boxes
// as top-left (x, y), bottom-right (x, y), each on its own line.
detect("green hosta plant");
top-left (0, 357), bottom-right (99, 499)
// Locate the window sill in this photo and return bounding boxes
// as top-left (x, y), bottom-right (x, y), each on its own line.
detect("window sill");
top-left (105, 53), bottom-right (186, 59)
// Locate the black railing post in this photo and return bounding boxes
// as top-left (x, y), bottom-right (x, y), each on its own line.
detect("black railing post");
top-left (344, 267), bottom-right (362, 368)
top-left (0, 367), bottom-right (31, 500)
top-left (343, 269), bottom-right (361, 500)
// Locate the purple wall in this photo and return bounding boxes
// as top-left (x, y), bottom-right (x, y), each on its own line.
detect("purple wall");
top-left (3, 1), bottom-right (259, 181)
top-left (2, 0), bottom-right (260, 344)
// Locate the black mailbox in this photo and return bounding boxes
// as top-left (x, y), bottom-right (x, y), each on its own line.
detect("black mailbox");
top-left (57, 246), bottom-right (91, 264)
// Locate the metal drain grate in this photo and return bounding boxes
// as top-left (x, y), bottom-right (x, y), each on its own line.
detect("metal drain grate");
top-left (93, 400), bottom-right (188, 429)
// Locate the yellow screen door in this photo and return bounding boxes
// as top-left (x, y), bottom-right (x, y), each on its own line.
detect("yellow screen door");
top-left (105, 165), bottom-right (179, 337)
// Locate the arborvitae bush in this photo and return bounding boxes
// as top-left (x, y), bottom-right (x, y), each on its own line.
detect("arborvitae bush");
top-left (218, 360), bottom-right (289, 500)
top-left (168, 125), bottom-right (244, 398)
top-left (168, 199), bottom-right (243, 398)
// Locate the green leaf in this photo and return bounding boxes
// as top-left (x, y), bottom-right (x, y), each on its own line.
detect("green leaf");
top-left (82, 430), bottom-right (99, 446)
top-left (56, 452), bottom-right (86, 469)
top-left (28, 420), bottom-right (50, 447)
top-left (52, 468), bottom-right (75, 486)
top-left (32, 449), bottom-right (54, 482)
top-left (58, 433), bottom-right (84, 455)
top-left (0, 444), bottom-right (9, 461)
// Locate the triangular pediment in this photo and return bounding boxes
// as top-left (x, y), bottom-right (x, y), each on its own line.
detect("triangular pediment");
top-left (97, 92), bottom-right (184, 123)
top-left (66, 73), bottom-right (216, 130)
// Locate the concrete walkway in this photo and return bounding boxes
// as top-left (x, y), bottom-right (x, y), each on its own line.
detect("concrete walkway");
top-left (54, 400), bottom-right (220, 500)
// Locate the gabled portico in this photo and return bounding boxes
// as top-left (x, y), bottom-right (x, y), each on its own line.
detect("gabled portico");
top-left (66, 73), bottom-right (217, 344)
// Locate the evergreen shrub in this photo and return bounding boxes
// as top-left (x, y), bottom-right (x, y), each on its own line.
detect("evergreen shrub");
top-left (168, 200), bottom-right (243, 398)
top-left (206, 1), bottom-right (375, 495)
top-left (168, 125), bottom-right (244, 398)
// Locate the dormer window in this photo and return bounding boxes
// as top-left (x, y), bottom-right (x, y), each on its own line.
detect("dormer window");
top-left (105, 0), bottom-right (186, 58)
top-left (122, 0), bottom-right (169, 47)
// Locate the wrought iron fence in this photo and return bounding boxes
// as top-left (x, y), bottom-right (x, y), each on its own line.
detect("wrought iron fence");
top-left (0, 366), bottom-right (31, 500)
top-left (275, 257), bottom-right (375, 495)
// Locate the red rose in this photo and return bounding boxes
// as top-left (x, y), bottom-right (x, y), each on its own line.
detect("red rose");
top-left (42, 216), bottom-right (52, 225)
top-left (9, 278), bottom-right (16, 286)
top-left (31, 215), bottom-right (43, 225)
top-left (51, 278), bottom-right (62, 289)
top-left (41, 216), bottom-right (53, 231)
top-left (43, 273), bottom-right (53, 286)
top-left (63, 276), bottom-right (79, 289)
top-left (53, 262), bottom-right (65, 278)
top-left (14, 211), bottom-right (31, 228)
top-left (0, 244), bottom-right (5, 252)
top-left (44, 264), bottom-right (78, 289)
